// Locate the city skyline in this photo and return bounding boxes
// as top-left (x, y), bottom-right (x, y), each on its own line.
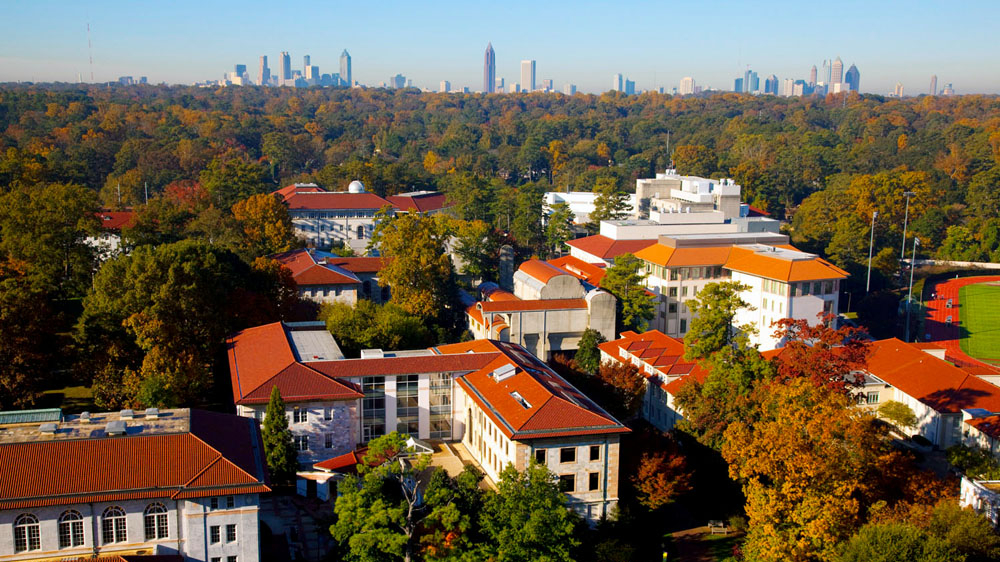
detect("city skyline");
top-left (1, 0), bottom-right (999, 94)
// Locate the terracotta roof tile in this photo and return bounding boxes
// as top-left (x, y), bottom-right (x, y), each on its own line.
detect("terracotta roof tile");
top-left (547, 255), bottom-right (606, 285)
top-left (386, 192), bottom-right (451, 213)
top-left (599, 330), bottom-right (698, 386)
top-left (274, 184), bottom-right (327, 202)
top-left (314, 447), bottom-right (369, 473)
top-left (635, 245), bottom-right (735, 267)
top-left (95, 210), bottom-right (135, 231)
top-left (966, 415), bottom-right (1000, 440)
top-left (518, 259), bottom-right (572, 284)
top-left (724, 245), bottom-right (848, 282)
top-left (566, 235), bottom-right (657, 260)
top-left (272, 249), bottom-right (361, 286)
top-left (285, 191), bottom-right (392, 211)
top-left (308, 354), bottom-right (500, 378)
top-left (477, 298), bottom-right (588, 313)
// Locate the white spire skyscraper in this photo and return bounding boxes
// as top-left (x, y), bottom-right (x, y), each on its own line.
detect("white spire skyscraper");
top-left (484, 43), bottom-right (496, 93)
top-left (809, 65), bottom-right (817, 87)
top-left (520, 60), bottom-right (536, 92)
top-left (612, 73), bottom-right (623, 92)
top-left (340, 50), bottom-right (352, 87)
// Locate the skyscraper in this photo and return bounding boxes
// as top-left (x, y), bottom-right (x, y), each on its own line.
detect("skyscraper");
top-left (483, 43), bottom-right (495, 93)
top-left (390, 74), bottom-right (406, 89)
top-left (613, 73), bottom-right (623, 92)
top-left (440, 80), bottom-right (450, 93)
top-left (340, 50), bottom-right (352, 87)
top-left (764, 74), bottom-right (779, 95)
top-left (258, 56), bottom-right (270, 86)
top-left (624, 79), bottom-right (635, 95)
top-left (734, 77), bottom-right (744, 93)
top-left (303, 55), bottom-right (310, 73)
top-left (496, 77), bottom-right (505, 92)
top-left (831, 57), bottom-right (844, 85)
top-left (822, 59), bottom-right (831, 84)
top-left (234, 64), bottom-right (247, 77)
top-left (280, 52), bottom-right (291, 83)
top-left (844, 64), bottom-right (860, 92)
top-left (520, 60), bottom-right (536, 92)
top-left (563, 83), bottom-right (576, 95)
top-left (929, 75), bottom-right (938, 96)
top-left (809, 65), bottom-right (817, 87)
top-left (679, 77), bottom-right (695, 95)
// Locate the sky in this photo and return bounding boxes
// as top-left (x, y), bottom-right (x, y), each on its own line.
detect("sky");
top-left (1, 0), bottom-right (999, 95)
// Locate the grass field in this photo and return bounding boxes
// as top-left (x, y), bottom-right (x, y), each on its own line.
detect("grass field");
top-left (959, 283), bottom-right (1000, 365)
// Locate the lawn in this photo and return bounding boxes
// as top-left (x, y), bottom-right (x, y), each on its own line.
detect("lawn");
top-left (959, 283), bottom-right (1000, 365)
top-left (38, 385), bottom-right (96, 413)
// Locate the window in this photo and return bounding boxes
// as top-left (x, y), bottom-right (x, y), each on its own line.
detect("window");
top-left (430, 373), bottom-right (453, 438)
top-left (558, 474), bottom-right (576, 492)
top-left (226, 524), bottom-right (237, 543)
top-left (228, 556), bottom-right (238, 562)
top-left (668, 303), bottom-right (677, 313)
top-left (101, 506), bottom-right (127, 544)
top-left (669, 269), bottom-right (679, 281)
top-left (668, 287), bottom-right (678, 298)
top-left (226, 496), bottom-right (235, 509)
top-left (560, 447), bottom-right (576, 463)
top-left (294, 435), bottom-right (309, 451)
top-left (680, 319), bottom-right (687, 333)
top-left (866, 391), bottom-right (880, 405)
top-left (396, 374), bottom-right (419, 435)
top-left (324, 407), bottom-right (332, 421)
top-left (325, 433), bottom-right (334, 448)
top-left (210, 497), bottom-right (219, 510)
top-left (211, 558), bottom-right (221, 562)
top-left (590, 445), bottom-right (600, 461)
top-left (292, 407), bottom-right (307, 424)
top-left (144, 502), bottom-right (169, 540)
top-left (59, 510), bottom-right (84, 548)
top-left (680, 286), bottom-right (688, 297)
top-left (362, 376), bottom-right (386, 441)
top-left (589, 472), bottom-right (600, 491)
top-left (210, 525), bottom-right (221, 544)
top-left (14, 513), bottom-right (40, 552)
top-left (535, 449), bottom-right (546, 464)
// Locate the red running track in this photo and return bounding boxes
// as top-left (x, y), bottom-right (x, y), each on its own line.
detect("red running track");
top-left (924, 275), bottom-right (1000, 373)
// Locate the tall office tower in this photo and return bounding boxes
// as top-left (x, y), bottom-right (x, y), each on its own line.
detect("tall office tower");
top-left (831, 57), bottom-right (844, 85)
top-left (822, 59), bottom-right (831, 84)
top-left (613, 73), bottom-right (623, 92)
top-left (750, 71), bottom-right (759, 93)
top-left (258, 56), bottom-right (270, 86)
top-left (496, 77), bottom-right (505, 91)
top-left (306, 65), bottom-right (319, 81)
top-left (764, 74), bottom-right (779, 95)
top-left (440, 80), bottom-right (450, 93)
top-left (483, 42), bottom-right (495, 93)
top-left (734, 77), bottom-right (744, 93)
top-left (844, 64), bottom-right (860, 92)
top-left (563, 83), bottom-right (576, 95)
top-left (542, 79), bottom-right (553, 91)
top-left (390, 74), bottom-right (406, 89)
top-left (679, 76), bottom-right (695, 95)
top-left (520, 60), bottom-right (536, 92)
top-left (303, 55), bottom-right (310, 74)
top-left (509, 82), bottom-right (518, 93)
top-left (893, 82), bottom-right (904, 97)
top-left (234, 64), bottom-right (247, 77)
top-left (782, 78), bottom-right (795, 96)
top-left (809, 65), bottom-right (817, 87)
top-left (624, 79), bottom-right (635, 95)
top-left (280, 51), bottom-right (292, 83)
top-left (929, 75), bottom-right (938, 95)
top-left (941, 83), bottom-right (954, 95)
top-left (340, 50), bottom-right (352, 86)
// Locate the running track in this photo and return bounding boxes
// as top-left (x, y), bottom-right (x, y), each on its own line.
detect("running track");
top-left (924, 275), bottom-right (1000, 372)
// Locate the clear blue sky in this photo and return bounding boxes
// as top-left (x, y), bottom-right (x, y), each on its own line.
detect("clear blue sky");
top-left (2, 0), bottom-right (998, 95)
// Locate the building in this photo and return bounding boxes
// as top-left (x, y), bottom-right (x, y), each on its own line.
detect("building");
top-left (635, 169), bottom-right (745, 220)
top-left (280, 51), bottom-right (291, 84)
top-left (542, 191), bottom-right (639, 224)
top-left (276, 182), bottom-right (393, 254)
top-left (258, 56), bottom-right (270, 86)
top-left (226, 323), bottom-right (627, 521)
top-left (678, 77), bottom-right (695, 95)
top-left (942, 83), bottom-right (955, 96)
top-left (520, 60), bottom-right (536, 92)
top-left (612, 73), bottom-right (622, 92)
top-left (385, 191), bottom-right (452, 215)
top-left (566, 234), bottom-right (657, 266)
top-left (764, 74), bottom-right (779, 95)
top-left (809, 65), bottom-right (817, 87)
top-left (624, 79), bottom-right (635, 95)
top-left (465, 260), bottom-right (616, 359)
top-left (0, 408), bottom-right (269, 561)
top-left (930, 74), bottom-right (938, 95)
top-left (496, 77), bottom-right (505, 92)
top-left (87, 209), bottom-right (135, 260)
top-left (542, 79), bottom-right (553, 92)
top-left (390, 74), bottom-right (406, 89)
top-left (742, 70), bottom-right (759, 93)
top-left (271, 248), bottom-right (390, 306)
top-left (483, 43), bottom-right (495, 93)
top-left (733, 77), bottom-right (743, 93)
top-left (340, 50), bottom-right (351, 86)
top-left (563, 83), bottom-right (576, 95)
top-left (782, 78), bottom-right (795, 97)
top-left (892, 82), bottom-right (904, 97)
top-left (831, 56), bottom-right (843, 86)
top-left (439, 80), bottom-right (450, 93)
top-left (844, 64), bottom-right (860, 92)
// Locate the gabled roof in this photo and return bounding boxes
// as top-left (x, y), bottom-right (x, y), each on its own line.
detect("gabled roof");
top-left (284, 191), bottom-right (392, 211)
top-left (599, 330), bottom-right (698, 379)
top-left (94, 210), bottom-right (135, 231)
top-left (326, 256), bottom-right (390, 274)
top-left (635, 244), bottom-right (735, 268)
top-left (966, 415), bottom-right (1000, 440)
top-left (386, 191), bottom-right (451, 213)
top-left (272, 249), bottom-right (362, 286)
top-left (866, 338), bottom-right (1000, 414)
top-left (274, 183), bottom-right (327, 202)
top-left (548, 256), bottom-right (606, 286)
top-left (724, 245), bottom-right (848, 282)
top-left (0, 409), bottom-right (269, 510)
top-left (477, 298), bottom-right (588, 313)
top-left (518, 259), bottom-right (573, 284)
top-left (566, 235), bottom-right (657, 261)
top-left (314, 447), bottom-right (369, 474)
top-left (308, 354), bottom-right (500, 378)
top-left (437, 340), bottom-right (629, 440)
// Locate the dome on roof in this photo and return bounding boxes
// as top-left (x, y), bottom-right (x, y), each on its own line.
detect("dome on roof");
top-left (348, 180), bottom-right (365, 193)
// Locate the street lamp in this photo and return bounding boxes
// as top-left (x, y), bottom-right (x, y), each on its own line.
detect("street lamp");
top-left (866, 210), bottom-right (878, 293)
top-left (900, 191), bottom-right (915, 260)
top-left (905, 237), bottom-right (920, 343)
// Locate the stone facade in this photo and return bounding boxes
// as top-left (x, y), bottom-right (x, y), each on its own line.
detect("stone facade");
top-left (238, 400), bottom-right (358, 467)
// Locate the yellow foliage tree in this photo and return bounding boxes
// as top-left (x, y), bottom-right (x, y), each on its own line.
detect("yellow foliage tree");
top-left (231, 193), bottom-right (297, 257)
top-left (371, 212), bottom-right (454, 319)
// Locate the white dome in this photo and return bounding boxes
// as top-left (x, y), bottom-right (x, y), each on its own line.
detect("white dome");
top-left (348, 180), bottom-right (365, 193)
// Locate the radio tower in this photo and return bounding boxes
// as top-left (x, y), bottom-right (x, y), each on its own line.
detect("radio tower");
top-left (87, 22), bottom-right (94, 82)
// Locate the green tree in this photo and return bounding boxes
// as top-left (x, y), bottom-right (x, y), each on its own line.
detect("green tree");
top-left (372, 212), bottom-right (455, 319)
top-left (672, 145), bottom-right (717, 177)
top-left (877, 401), bottom-right (918, 431)
top-left (966, 166), bottom-right (1000, 224)
top-left (545, 202), bottom-right (574, 257)
top-left (838, 522), bottom-right (958, 562)
top-left (451, 219), bottom-right (502, 281)
top-left (588, 179), bottom-right (631, 229)
top-left (481, 462), bottom-right (579, 562)
top-left (926, 501), bottom-right (1000, 562)
top-left (575, 328), bottom-right (606, 375)
top-left (199, 154), bottom-right (272, 209)
top-left (938, 225), bottom-right (983, 261)
top-left (600, 253), bottom-right (654, 332)
top-left (231, 193), bottom-right (298, 256)
top-left (321, 300), bottom-right (433, 358)
top-left (683, 281), bottom-right (754, 361)
top-left (262, 386), bottom-right (297, 485)
top-left (0, 260), bottom-right (52, 409)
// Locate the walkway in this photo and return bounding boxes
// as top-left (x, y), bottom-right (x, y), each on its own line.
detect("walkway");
top-left (924, 275), bottom-right (1000, 372)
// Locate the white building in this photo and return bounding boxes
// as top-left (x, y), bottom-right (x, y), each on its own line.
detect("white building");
top-left (543, 191), bottom-right (639, 224)
top-left (271, 249), bottom-right (390, 306)
top-left (277, 182), bottom-right (393, 255)
top-left (0, 408), bottom-right (269, 562)
top-left (679, 77), bottom-right (695, 96)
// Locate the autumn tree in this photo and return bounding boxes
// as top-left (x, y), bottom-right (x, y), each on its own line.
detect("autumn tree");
top-left (0, 260), bottom-right (52, 409)
top-left (672, 144), bottom-right (717, 177)
top-left (683, 281), bottom-right (754, 361)
top-left (231, 192), bottom-right (298, 256)
top-left (595, 360), bottom-right (646, 419)
top-left (262, 386), bottom-right (297, 485)
top-left (771, 313), bottom-right (871, 392)
top-left (600, 253), bottom-right (654, 332)
top-left (450, 218), bottom-right (502, 281)
top-left (199, 153), bottom-right (272, 209)
top-left (372, 212), bottom-right (455, 319)
top-left (631, 437), bottom-right (691, 510)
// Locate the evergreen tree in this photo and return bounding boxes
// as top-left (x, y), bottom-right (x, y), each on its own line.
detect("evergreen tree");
top-left (600, 253), bottom-right (654, 333)
top-left (575, 328), bottom-right (606, 375)
top-left (683, 281), bottom-right (754, 361)
top-left (262, 386), bottom-right (297, 485)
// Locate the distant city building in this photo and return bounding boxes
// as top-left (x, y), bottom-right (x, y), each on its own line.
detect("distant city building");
top-left (496, 77), bottom-right (505, 91)
top-left (390, 74), bottom-right (406, 89)
top-left (303, 55), bottom-right (310, 73)
top-left (733, 77), bottom-right (744, 93)
top-left (764, 74), bottom-right (779, 95)
top-left (281, 51), bottom-right (292, 83)
top-left (930, 74), bottom-right (938, 95)
top-left (844, 64), bottom-right (860, 92)
top-left (613, 73), bottom-right (623, 92)
top-left (440, 80), bottom-right (450, 93)
top-left (624, 79), bottom-right (635, 95)
top-left (508, 82), bottom-right (518, 93)
top-left (563, 83), bottom-right (576, 95)
top-left (822, 59), bottom-right (832, 84)
top-left (743, 69), bottom-right (759, 93)
top-left (893, 82), bottom-right (904, 97)
top-left (340, 50), bottom-right (352, 86)
top-left (809, 65), bottom-right (817, 87)
top-left (679, 76), bottom-right (695, 95)
top-left (520, 60), bottom-right (536, 92)
top-left (782, 78), bottom-right (795, 96)
top-left (483, 42), bottom-right (495, 93)
top-left (793, 80), bottom-right (807, 96)
top-left (831, 56), bottom-right (844, 86)
top-left (542, 78), bottom-right (553, 91)
top-left (942, 83), bottom-right (955, 95)
top-left (258, 55), bottom-right (270, 86)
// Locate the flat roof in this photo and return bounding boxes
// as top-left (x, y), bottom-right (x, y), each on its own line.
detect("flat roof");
top-left (289, 329), bottom-right (345, 362)
top-left (0, 409), bottom-right (189, 444)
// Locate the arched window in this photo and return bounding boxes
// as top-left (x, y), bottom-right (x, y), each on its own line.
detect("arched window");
top-left (13, 513), bottom-right (40, 552)
top-left (101, 506), bottom-right (127, 544)
top-left (143, 503), bottom-right (168, 540)
top-left (59, 510), bottom-right (84, 548)
top-left (357, 225), bottom-right (365, 240)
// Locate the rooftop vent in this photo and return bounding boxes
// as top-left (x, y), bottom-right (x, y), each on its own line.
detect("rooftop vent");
top-left (105, 420), bottom-right (126, 436)
top-left (80, 412), bottom-right (91, 423)
top-left (120, 409), bottom-right (134, 420)
top-left (492, 363), bottom-right (517, 383)
top-left (39, 423), bottom-right (57, 434)
top-left (361, 349), bottom-right (385, 359)
top-left (144, 407), bottom-right (159, 419)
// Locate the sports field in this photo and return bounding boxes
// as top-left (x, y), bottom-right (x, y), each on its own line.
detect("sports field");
top-left (959, 282), bottom-right (1000, 365)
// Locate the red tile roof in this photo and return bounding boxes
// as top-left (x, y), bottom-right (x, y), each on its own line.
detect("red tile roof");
top-left (437, 340), bottom-right (629, 440)
top-left (547, 256), bottom-right (606, 286)
top-left (314, 447), bottom-right (369, 473)
top-left (599, 330), bottom-right (698, 381)
top-left (272, 249), bottom-right (361, 286)
top-left (386, 191), bottom-right (451, 213)
top-left (285, 191), bottom-right (392, 211)
top-left (566, 235), bottom-right (657, 261)
top-left (95, 210), bottom-right (135, 231)
top-left (477, 298), bottom-right (588, 313)
top-left (308, 354), bottom-right (500, 378)
top-left (966, 415), bottom-right (1000, 440)
top-left (0, 409), bottom-right (269, 510)
top-left (518, 259), bottom-right (572, 284)
top-left (635, 244), bottom-right (735, 268)
top-left (724, 245), bottom-right (848, 282)
top-left (866, 338), bottom-right (1000, 414)
top-left (274, 183), bottom-right (327, 202)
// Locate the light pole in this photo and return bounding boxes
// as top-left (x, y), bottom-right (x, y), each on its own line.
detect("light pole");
top-left (866, 210), bottom-right (878, 293)
top-left (900, 191), bottom-right (915, 260)
top-left (905, 237), bottom-right (920, 343)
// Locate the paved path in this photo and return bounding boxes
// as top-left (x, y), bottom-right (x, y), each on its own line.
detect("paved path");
top-left (924, 276), bottom-right (1000, 372)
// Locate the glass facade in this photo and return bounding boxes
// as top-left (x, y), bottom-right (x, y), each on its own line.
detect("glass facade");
top-left (362, 376), bottom-right (386, 442)
top-left (430, 373), bottom-right (453, 438)
top-left (396, 375), bottom-right (419, 435)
